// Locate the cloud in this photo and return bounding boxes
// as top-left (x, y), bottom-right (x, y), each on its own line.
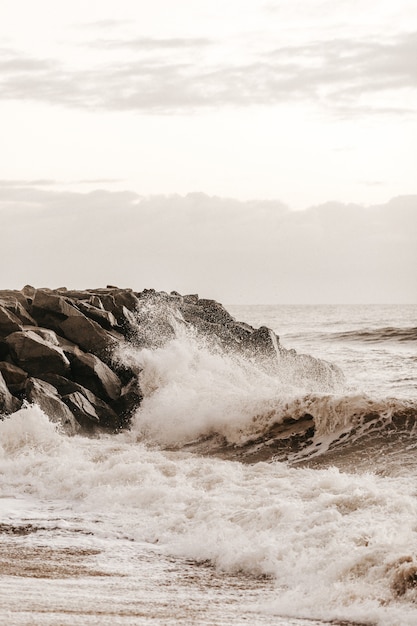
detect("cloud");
top-left (0, 31), bottom-right (416, 115)
top-left (89, 37), bottom-right (213, 51)
top-left (0, 185), bottom-right (415, 303)
top-left (0, 179), bottom-right (56, 187)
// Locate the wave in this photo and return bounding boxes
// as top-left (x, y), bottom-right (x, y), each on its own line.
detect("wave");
top-left (113, 323), bottom-right (417, 467)
top-left (323, 326), bottom-right (417, 343)
top-left (204, 393), bottom-right (417, 467)
top-left (3, 406), bottom-right (417, 625)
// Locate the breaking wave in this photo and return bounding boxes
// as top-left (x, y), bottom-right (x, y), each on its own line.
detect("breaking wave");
top-left (114, 322), bottom-right (417, 465)
top-left (323, 326), bottom-right (417, 343)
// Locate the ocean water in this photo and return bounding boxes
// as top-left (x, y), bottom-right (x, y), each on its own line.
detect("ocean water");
top-left (1, 303), bottom-right (417, 626)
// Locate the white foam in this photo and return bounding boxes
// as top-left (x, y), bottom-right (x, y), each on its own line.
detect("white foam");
top-left (2, 406), bottom-right (417, 624)
top-left (118, 326), bottom-right (344, 447)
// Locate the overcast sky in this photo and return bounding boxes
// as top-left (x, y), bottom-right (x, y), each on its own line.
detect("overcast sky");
top-left (1, 1), bottom-right (416, 303)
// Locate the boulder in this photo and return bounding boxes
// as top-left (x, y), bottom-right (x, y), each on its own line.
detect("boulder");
top-left (41, 373), bottom-right (120, 429)
top-left (31, 290), bottom-right (117, 359)
top-left (77, 301), bottom-right (118, 330)
top-left (31, 289), bottom-right (79, 318)
top-left (244, 326), bottom-right (281, 358)
top-left (0, 371), bottom-right (21, 415)
top-left (0, 294), bottom-right (36, 327)
top-left (194, 299), bottom-right (236, 325)
top-left (0, 290), bottom-right (30, 309)
top-left (182, 294), bottom-right (199, 304)
top-left (0, 306), bottom-right (22, 336)
top-left (0, 361), bottom-right (28, 394)
top-left (0, 339), bottom-right (9, 360)
top-left (25, 377), bottom-right (79, 432)
top-left (21, 285), bottom-right (36, 300)
top-left (62, 392), bottom-right (100, 429)
top-left (6, 330), bottom-right (71, 377)
top-left (111, 377), bottom-right (142, 424)
top-left (98, 289), bottom-right (140, 327)
top-left (68, 348), bottom-right (122, 402)
top-left (58, 315), bottom-right (116, 359)
top-left (22, 326), bottom-right (61, 345)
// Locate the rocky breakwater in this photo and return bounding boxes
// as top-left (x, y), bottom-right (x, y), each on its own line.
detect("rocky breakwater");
top-left (0, 286), bottom-right (343, 437)
top-left (0, 286), bottom-right (143, 432)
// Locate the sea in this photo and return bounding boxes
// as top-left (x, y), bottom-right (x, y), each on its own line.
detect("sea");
top-left (1, 303), bottom-right (417, 626)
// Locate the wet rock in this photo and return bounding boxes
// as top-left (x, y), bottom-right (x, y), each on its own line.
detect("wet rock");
top-left (244, 325), bottom-right (281, 358)
top-left (0, 362), bottom-right (28, 394)
top-left (68, 348), bottom-right (122, 402)
top-left (0, 306), bottom-right (22, 336)
top-left (0, 371), bottom-right (21, 415)
top-left (6, 330), bottom-right (71, 377)
top-left (25, 378), bottom-right (79, 433)
top-left (111, 378), bottom-right (142, 424)
top-left (62, 392), bottom-right (100, 429)
top-left (98, 289), bottom-right (140, 328)
top-left (194, 299), bottom-right (236, 325)
top-left (41, 373), bottom-right (120, 429)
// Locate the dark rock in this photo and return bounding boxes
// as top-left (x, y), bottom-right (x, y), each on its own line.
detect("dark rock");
top-left (21, 285), bottom-right (36, 300)
top-left (111, 378), bottom-right (142, 423)
top-left (0, 371), bottom-right (21, 415)
top-left (244, 326), bottom-right (281, 358)
top-left (89, 295), bottom-right (104, 309)
top-left (32, 289), bottom-right (78, 318)
top-left (41, 373), bottom-right (120, 429)
top-left (62, 392), bottom-right (100, 429)
top-left (0, 290), bottom-right (30, 309)
top-left (195, 299), bottom-right (236, 325)
top-left (11, 303), bottom-right (37, 326)
top-left (77, 301), bottom-right (118, 330)
top-left (183, 294), bottom-right (199, 304)
top-left (0, 361), bottom-right (28, 394)
top-left (0, 306), bottom-right (22, 336)
top-left (58, 315), bottom-right (116, 359)
top-left (0, 339), bottom-right (9, 360)
top-left (25, 378), bottom-right (79, 432)
top-left (99, 289), bottom-right (140, 328)
top-left (6, 330), bottom-right (71, 377)
top-left (68, 348), bottom-right (122, 402)
top-left (0, 294), bottom-right (36, 326)
top-left (31, 289), bottom-right (116, 358)
top-left (22, 326), bottom-right (61, 345)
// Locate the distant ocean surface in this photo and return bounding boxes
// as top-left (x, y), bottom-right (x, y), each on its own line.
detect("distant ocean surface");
top-left (1, 304), bottom-right (417, 626)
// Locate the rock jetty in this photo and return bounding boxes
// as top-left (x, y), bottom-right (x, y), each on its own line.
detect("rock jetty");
top-left (0, 286), bottom-right (342, 432)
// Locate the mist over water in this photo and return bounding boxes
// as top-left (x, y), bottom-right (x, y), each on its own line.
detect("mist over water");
top-left (1, 304), bottom-right (417, 625)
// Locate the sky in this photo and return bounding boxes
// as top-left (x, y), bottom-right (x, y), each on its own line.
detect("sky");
top-left (1, 0), bottom-right (416, 303)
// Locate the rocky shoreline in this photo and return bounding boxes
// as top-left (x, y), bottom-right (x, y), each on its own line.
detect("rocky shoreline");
top-left (0, 286), bottom-right (342, 433)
